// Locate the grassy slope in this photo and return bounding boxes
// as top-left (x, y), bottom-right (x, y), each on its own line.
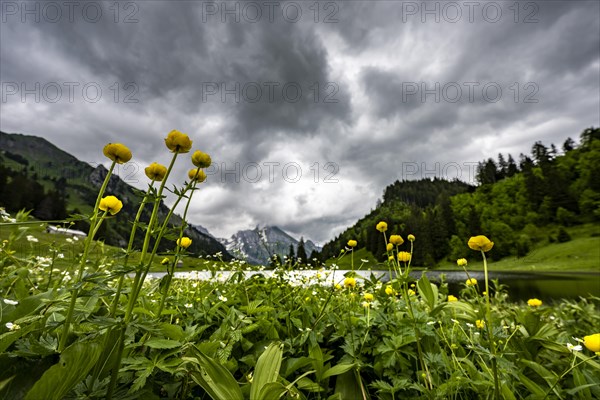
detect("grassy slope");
top-left (2, 220), bottom-right (598, 273)
top-left (0, 222), bottom-right (225, 273)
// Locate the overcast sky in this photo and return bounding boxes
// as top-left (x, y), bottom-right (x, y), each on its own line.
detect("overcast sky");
top-left (1, 0), bottom-right (599, 244)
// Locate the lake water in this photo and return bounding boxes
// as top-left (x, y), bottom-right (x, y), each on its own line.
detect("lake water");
top-left (145, 269), bottom-right (600, 303)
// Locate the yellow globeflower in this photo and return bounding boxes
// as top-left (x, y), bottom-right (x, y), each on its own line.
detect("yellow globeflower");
top-left (447, 295), bottom-right (458, 302)
top-left (103, 143), bottom-right (132, 164)
top-left (398, 251), bottom-right (411, 262)
top-left (344, 277), bottom-right (356, 288)
top-left (468, 235), bottom-right (494, 252)
top-left (376, 221), bottom-right (388, 232)
top-left (188, 169), bottom-right (207, 183)
top-left (527, 298), bottom-right (542, 307)
top-left (466, 278), bottom-right (477, 287)
top-left (583, 333), bottom-right (600, 352)
top-left (457, 258), bottom-right (468, 267)
top-left (386, 243), bottom-right (393, 251)
top-left (191, 150), bottom-right (212, 168)
top-left (363, 293), bottom-right (374, 302)
top-left (476, 319), bottom-right (485, 329)
top-left (177, 237), bottom-right (192, 249)
top-left (347, 240), bottom-right (357, 248)
top-left (407, 234), bottom-right (415, 242)
top-left (145, 162), bottom-right (167, 182)
top-left (408, 289), bottom-right (416, 296)
top-left (385, 285), bottom-right (395, 296)
top-left (389, 235), bottom-right (404, 246)
top-left (99, 196), bottom-right (123, 215)
top-left (165, 130), bottom-right (192, 153)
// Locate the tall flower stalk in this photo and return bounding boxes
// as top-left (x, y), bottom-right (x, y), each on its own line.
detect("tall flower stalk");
top-left (58, 143), bottom-right (131, 352)
top-left (468, 235), bottom-right (500, 400)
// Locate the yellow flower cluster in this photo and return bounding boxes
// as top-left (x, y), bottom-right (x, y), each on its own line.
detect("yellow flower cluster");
top-left (447, 295), bottom-right (458, 302)
top-left (466, 278), bottom-right (477, 287)
top-left (385, 286), bottom-right (396, 296)
top-left (476, 319), bottom-right (485, 329)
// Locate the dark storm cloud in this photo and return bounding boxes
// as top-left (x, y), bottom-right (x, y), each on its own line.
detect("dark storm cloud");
top-left (1, 0), bottom-right (598, 243)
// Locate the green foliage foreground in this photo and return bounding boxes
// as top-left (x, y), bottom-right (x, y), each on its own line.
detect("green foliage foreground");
top-left (1, 215), bottom-right (599, 399)
top-left (1, 131), bottom-right (599, 399)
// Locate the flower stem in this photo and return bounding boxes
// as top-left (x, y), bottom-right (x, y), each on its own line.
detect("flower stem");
top-left (482, 250), bottom-right (500, 400)
top-left (58, 162), bottom-right (115, 352)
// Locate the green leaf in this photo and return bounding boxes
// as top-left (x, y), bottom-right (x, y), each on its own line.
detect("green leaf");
top-left (24, 340), bottom-right (102, 400)
top-left (417, 274), bottom-right (438, 310)
top-left (258, 382), bottom-right (288, 400)
top-left (190, 346), bottom-right (243, 400)
top-left (334, 370), bottom-right (364, 400)
top-left (322, 363), bottom-right (356, 380)
top-left (251, 342), bottom-right (284, 400)
top-left (144, 339), bottom-right (181, 349)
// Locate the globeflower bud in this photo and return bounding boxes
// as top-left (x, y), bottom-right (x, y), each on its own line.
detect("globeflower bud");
top-left (389, 235), bottom-right (404, 246)
top-left (103, 143), bottom-right (132, 164)
top-left (344, 277), bottom-right (356, 288)
top-left (165, 130), bottom-right (192, 153)
top-left (188, 169), bottom-right (207, 183)
top-left (527, 298), bottom-right (542, 307)
top-left (407, 234), bottom-right (415, 242)
top-left (376, 221), bottom-right (388, 232)
top-left (99, 196), bottom-right (123, 215)
top-left (583, 333), bottom-right (600, 352)
top-left (145, 162), bottom-right (167, 182)
top-left (386, 243), bottom-right (393, 251)
top-left (398, 251), bottom-right (411, 262)
top-left (457, 258), bottom-right (468, 267)
top-left (191, 150), bottom-right (212, 168)
top-left (468, 235), bottom-right (494, 252)
top-left (347, 240), bottom-right (357, 248)
top-left (177, 237), bottom-right (192, 249)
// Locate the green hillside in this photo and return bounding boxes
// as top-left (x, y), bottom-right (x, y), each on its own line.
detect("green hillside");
top-left (320, 127), bottom-right (600, 271)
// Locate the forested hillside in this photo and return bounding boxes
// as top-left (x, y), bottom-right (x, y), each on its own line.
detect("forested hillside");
top-left (320, 127), bottom-right (600, 266)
